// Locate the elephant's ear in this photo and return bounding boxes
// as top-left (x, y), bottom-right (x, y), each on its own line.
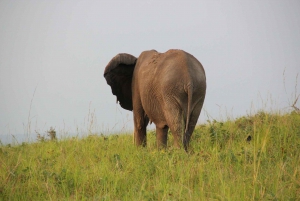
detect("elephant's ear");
top-left (104, 53), bottom-right (137, 111)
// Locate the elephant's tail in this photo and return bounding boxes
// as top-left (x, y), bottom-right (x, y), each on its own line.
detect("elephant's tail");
top-left (182, 83), bottom-right (193, 150)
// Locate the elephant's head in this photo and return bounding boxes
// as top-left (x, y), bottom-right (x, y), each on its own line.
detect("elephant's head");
top-left (103, 53), bottom-right (137, 111)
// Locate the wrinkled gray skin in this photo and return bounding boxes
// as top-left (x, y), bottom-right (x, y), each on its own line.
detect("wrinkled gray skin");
top-left (104, 49), bottom-right (206, 150)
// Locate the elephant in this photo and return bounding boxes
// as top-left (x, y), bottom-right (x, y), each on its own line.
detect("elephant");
top-left (104, 49), bottom-right (206, 150)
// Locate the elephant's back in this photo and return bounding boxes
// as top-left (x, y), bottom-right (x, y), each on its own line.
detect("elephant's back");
top-left (158, 49), bottom-right (206, 116)
top-left (136, 49), bottom-right (206, 127)
top-left (139, 49), bottom-right (206, 99)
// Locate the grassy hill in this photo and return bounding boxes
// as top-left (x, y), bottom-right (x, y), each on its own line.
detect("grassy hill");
top-left (1, 111), bottom-right (300, 200)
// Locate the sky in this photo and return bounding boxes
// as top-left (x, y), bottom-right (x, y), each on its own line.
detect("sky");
top-left (1, 0), bottom-right (299, 144)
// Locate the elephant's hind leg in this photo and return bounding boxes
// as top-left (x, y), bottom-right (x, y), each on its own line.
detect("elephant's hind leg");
top-left (164, 111), bottom-right (185, 149)
top-left (156, 125), bottom-right (169, 149)
top-left (184, 101), bottom-right (204, 150)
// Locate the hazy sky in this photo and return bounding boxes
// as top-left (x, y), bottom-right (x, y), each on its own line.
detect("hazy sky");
top-left (1, 1), bottom-right (299, 143)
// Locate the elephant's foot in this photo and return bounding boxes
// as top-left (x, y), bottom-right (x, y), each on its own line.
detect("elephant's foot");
top-left (134, 132), bottom-right (147, 147)
top-left (183, 131), bottom-right (192, 152)
top-left (156, 126), bottom-right (168, 149)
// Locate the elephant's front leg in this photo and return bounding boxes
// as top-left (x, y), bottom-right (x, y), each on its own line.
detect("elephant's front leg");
top-left (156, 126), bottom-right (168, 149)
top-left (133, 109), bottom-right (149, 147)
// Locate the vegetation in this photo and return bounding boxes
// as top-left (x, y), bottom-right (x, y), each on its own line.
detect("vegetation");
top-left (1, 111), bottom-right (300, 200)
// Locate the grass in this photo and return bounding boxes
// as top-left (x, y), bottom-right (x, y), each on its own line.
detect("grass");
top-left (0, 111), bottom-right (300, 200)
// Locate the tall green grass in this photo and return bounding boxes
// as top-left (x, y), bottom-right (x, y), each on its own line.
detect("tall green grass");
top-left (1, 111), bottom-right (299, 200)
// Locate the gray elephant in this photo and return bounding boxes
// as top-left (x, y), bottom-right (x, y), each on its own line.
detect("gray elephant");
top-left (104, 49), bottom-right (206, 150)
